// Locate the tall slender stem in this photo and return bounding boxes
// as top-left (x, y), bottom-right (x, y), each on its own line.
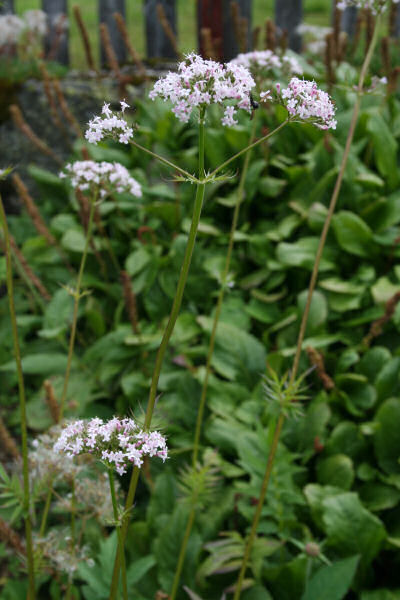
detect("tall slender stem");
top-left (39, 482), bottom-right (53, 537)
top-left (233, 15), bottom-right (382, 600)
top-left (0, 197), bottom-right (36, 600)
top-left (108, 468), bottom-right (128, 600)
top-left (169, 502), bottom-right (197, 600)
top-left (192, 117), bottom-right (281, 467)
top-left (109, 110), bottom-right (207, 600)
top-left (59, 199), bottom-right (96, 419)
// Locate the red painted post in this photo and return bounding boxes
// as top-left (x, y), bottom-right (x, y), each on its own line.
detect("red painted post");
top-left (197, 0), bottom-right (252, 62)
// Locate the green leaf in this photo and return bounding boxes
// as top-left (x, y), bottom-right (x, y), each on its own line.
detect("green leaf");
top-left (276, 237), bottom-right (335, 271)
top-left (317, 455), bottom-right (354, 490)
top-left (371, 278), bottom-right (400, 305)
top-left (197, 316), bottom-right (266, 383)
top-left (322, 492), bottom-right (386, 572)
top-left (0, 353), bottom-right (68, 375)
top-left (366, 111), bottom-right (399, 189)
top-left (374, 398), bottom-right (400, 474)
top-left (62, 229), bottom-right (92, 254)
top-left (301, 555), bottom-right (359, 600)
top-left (332, 211), bottom-right (373, 258)
top-left (360, 482), bottom-right (400, 512)
top-left (127, 555), bottom-right (156, 585)
top-left (297, 289), bottom-right (327, 334)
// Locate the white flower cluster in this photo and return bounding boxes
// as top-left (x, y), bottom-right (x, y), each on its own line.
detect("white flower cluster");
top-left (278, 77), bottom-right (337, 130)
top-left (60, 160), bottom-right (142, 198)
top-left (85, 101), bottom-right (133, 145)
top-left (149, 52), bottom-right (256, 127)
top-left (337, 0), bottom-right (399, 13)
top-left (0, 10), bottom-right (47, 48)
top-left (53, 417), bottom-right (168, 476)
top-left (230, 50), bottom-right (302, 82)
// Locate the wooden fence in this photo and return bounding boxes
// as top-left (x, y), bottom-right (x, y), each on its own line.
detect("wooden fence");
top-left (1, 0), bottom-right (399, 66)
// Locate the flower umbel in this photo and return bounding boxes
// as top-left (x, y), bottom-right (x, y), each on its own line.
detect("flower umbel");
top-left (60, 160), bottom-right (142, 198)
top-left (230, 50), bottom-right (303, 82)
top-left (53, 417), bottom-right (168, 476)
top-left (278, 77), bottom-right (336, 130)
top-left (85, 101), bottom-right (134, 145)
top-left (149, 52), bottom-right (256, 126)
top-left (336, 0), bottom-right (399, 14)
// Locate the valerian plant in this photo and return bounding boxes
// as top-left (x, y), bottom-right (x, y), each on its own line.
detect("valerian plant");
top-left (1, 10), bottom-right (400, 598)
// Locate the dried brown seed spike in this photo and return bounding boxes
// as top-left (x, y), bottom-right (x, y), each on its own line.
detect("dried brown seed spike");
top-left (0, 417), bottom-right (21, 460)
top-left (44, 380), bottom-right (61, 424)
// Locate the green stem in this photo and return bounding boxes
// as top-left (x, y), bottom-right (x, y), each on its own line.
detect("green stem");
top-left (0, 197), bottom-right (35, 600)
top-left (108, 468), bottom-right (128, 600)
top-left (59, 199), bottom-right (96, 419)
top-left (169, 503), bottom-right (197, 600)
top-left (131, 138), bottom-right (198, 182)
top-left (109, 110), bottom-right (207, 600)
top-left (39, 482), bottom-right (53, 537)
top-left (232, 14), bottom-right (382, 600)
top-left (208, 118), bottom-right (289, 180)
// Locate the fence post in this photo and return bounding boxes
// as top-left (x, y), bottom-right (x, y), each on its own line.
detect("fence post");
top-left (341, 6), bottom-right (358, 36)
top-left (144, 0), bottom-right (177, 60)
top-left (0, 0), bottom-right (14, 14)
top-left (275, 0), bottom-right (302, 52)
top-left (197, 0), bottom-right (252, 62)
top-left (99, 0), bottom-right (126, 65)
top-left (42, 0), bottom-right (69, 64)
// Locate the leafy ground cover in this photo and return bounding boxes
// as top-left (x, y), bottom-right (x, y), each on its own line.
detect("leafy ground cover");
top-left (1, 7), bottom-right (400, 600)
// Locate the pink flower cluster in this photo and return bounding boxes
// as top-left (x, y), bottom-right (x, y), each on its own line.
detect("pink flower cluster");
top-left (85, 101), bottom-right (133, 145)
top-left (279, 78), bottom-right (336, 130)
top-left (60, 160), bottom-right (142, 198)
top-left (230, 50), bottom-right (302, 81)
top-left (149, 52), bottom-right (256, 127)
top-left (53, 417), bottom-right (168, 476)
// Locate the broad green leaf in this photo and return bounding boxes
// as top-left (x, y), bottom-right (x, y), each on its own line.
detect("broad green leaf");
top-left (366, 111), bottom-right (398, 189)
top-left (276, 237), bottom-right (335, 271)
top-left (322, 492), bottom-right (386, 571)
top-left (0, 353), bottom-right (68, 375)
top-left (360, 482), bottom-right (400, 512)
top-left (297, 289), bottom-right (327, 334)
top-left (332, 211), bottom-right (373, 258)
top-left (317, 455), bottom-right (354, 490)
top-left (374, 398), bottom-right (400, 474)
top-left (301, 555), bottom-right (360, 600)
top-left (197, 316), bottom-right (266, 383)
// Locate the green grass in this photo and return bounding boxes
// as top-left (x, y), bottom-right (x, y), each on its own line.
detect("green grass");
top-left (16, 0), bottom-right (331, 69)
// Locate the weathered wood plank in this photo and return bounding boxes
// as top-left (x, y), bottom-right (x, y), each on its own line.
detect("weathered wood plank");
top-left (42, 0), bottom-right (69, 64)
top-left (0, 0), bottom-right (14, 14)
top-left (99, 0), bottom-right (126, 65)
top-left (144, 0), bottom-right (177, 59)
top-left (275, 0), bottom-right (302, 52)
top-left (341, 6), bottom-right (358, 36)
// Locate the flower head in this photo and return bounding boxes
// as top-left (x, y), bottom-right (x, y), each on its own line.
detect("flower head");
top-left (60, 160), bottom-right (142, 198)
top-left (0, 14), bottom-right (25, 46)
top-left (229, 50), bottom-right (302, 83)
top-left (53, 417), bottom-right (168, 476)
top-left (149, 52), bottom-right (256, 126)
top-left (278, 77), bottom-right (336, 130)
top-left (85, 101), bottom-right (134, 145)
